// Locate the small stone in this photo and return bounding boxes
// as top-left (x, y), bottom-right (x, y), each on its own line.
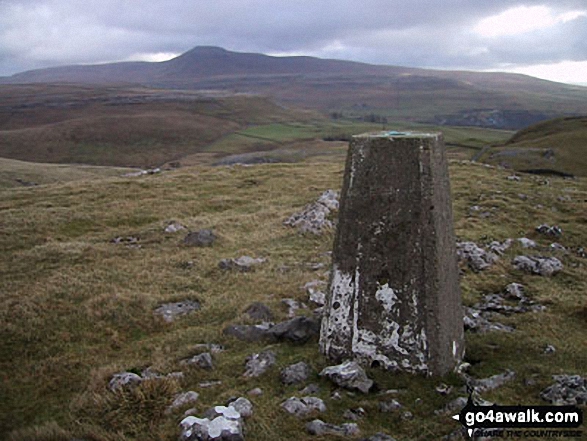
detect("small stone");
top-left (219, 256), bottom-right (266, 272)
top-left (154, 300), bottom-right (201, 323)
top-left (343, 407), bottom-right (366, 421)
top-left (109, 372), bottom-right (142, 391)
top-left (320, 360), bottom-right (374, 394)
top-left (536, 224), bottom-right (563, 237)
top-left (281, 362), bottom-right (312, 385)
top-left (199, 381), bottom-right (222, 388)
top-left (503, 283), bottom-right (525, 300)
top-left (244, 302), bottom-right (273, 321)
top-left (467, 369), bottom-right (515, 393)
top-left (281, 298), bottom-right (306, 318)
top-left (540, 375), bottom-right (587, 405)
top-left (281, 397), bottom-right (326, 417)
top-left (228, 397), bottom-right (253, 418)
top-left (513, 255), bottom-right (563, 276)
top-left (488, 239), bottom-right (513, 255)
top-left (435, 384), bottom-right (452, 395)
top-left (193, 343), bottom-right (225, 354)
top-left (550, 243), bottom-right (566, 252)
top-left (300, 383), bottom-right (320, 395)
top-left (507, 175), bottom-right (521, 181)
top-left (456, 241), bottom-right (499, 271)
top-left (268, 316), bottom-right (320, 343)
top-left (401, 411), bottom-right (414, 420)
top-left (306, 419), bottom-right (359, 437)
top-left (244, 350), bottom-right (276, 378)
top-left (544, 345), bottom-right (556, 355)
top-left (168, 391), bottom-right (200, 413)
top-left (222, 323), bottom-right (274, 342)
top-left (184, 352), bottom-right (214, 370)
top-left (165, 222), bottom-right (186, 233)
top-left (284, 190), bottom-right (339, 235)
top-left (184, 229), bottom-right (217, 247)
top-left (330, 391), bottom-right (343, 400)
top-left (379, 399), bottom-right (402, 413)
top-left (247, 388), bottom-right (263, 397)
top-left (517, 238), bottom-right (537, 248)
top-left (464, 307), bottom-right (515, 333)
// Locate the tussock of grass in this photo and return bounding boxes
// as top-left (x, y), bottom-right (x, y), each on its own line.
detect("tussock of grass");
top-left (1, 155), bottom-right (585, 440)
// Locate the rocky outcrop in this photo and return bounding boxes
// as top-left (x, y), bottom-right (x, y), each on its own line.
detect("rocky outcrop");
top-left (284, 190), bottom-right (339, 235)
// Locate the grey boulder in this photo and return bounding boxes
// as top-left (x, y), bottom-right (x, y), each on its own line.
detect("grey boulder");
top-left (320, 360), bottom-right (373, 393)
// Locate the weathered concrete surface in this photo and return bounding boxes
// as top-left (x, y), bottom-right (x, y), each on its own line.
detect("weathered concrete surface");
top-left (319, 132), bottom-right (464, 376)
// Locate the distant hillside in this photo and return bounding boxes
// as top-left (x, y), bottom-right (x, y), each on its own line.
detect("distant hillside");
top-left (0, 84), bottom-right (321, 167)
top-left (482, 116), bottom-right (587, 176)
top-left (2, 47), bottom-right (587, 129)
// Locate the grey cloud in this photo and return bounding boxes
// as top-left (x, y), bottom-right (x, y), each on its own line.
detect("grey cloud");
top-left (0, 0), bottom-right (586, 76)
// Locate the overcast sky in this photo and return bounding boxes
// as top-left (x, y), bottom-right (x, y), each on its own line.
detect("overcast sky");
top-left (1, 0), bottom-right (586, 84)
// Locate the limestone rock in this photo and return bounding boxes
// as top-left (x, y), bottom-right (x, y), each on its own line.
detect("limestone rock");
top-left (467, 370), bottom-right (516, 393)
top-left (284, 190), bottom-right (339, 235)
top-left (281, 362), bottom-right (312, 385)
top-left (184, 352), bottom-right (214, 370)
top-left (379, 399), bottom-right (402, 413)
top-left (154, 300), bottom-right (201, 323)
top-left (168, 391), bottom-right (200, 413)
top-left (281, 298), bottom-right (307, 318)
top-left (108, 372), bottom-right (142, 391)
top-left (268, 316), bottom-right (320, 343)
top-left (243, 350), bottom-right (276, 378)
top-left (165, 222), bottom-right (186, 233)
top-left (541, 375), bottom-right (587, 405)
top-left (281, 396), bottom-right (326, 417)
top-left (219, 256), bottom-right (266, 272)
top-left (223, 323), bottom-right (274, 342)
top-left (463, 307), bottom-right (515, 333)
top-left (244, 302), bottom-right (273, 321)
top-left (228, 397), bottom-right (254, 418)
top-left (180, 407), bottom-right (243, 441)
top-left (536, 224), bottom-right (563, 237)
top-left (320, 361), bottom-right (373, 394)
top-left (184, 229), bottom-right (217, 247)
top-left (306, 419), bottom-right (359, 437)
top-left (488, 239), bottom-right (513, 255)
top-left (513, 255), bottom-right (563, 276)
top-left (456, 241), bottom-right (499, 271)
top-left (517, 238), bottom-right (537, 248)
top-left (343, 407), bottom-right (366, 421)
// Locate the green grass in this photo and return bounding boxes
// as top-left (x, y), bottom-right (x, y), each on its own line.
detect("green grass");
top-left (481, 116), bottom-right (587, 176)
top-left (1, 156), bottom-right (585, 440)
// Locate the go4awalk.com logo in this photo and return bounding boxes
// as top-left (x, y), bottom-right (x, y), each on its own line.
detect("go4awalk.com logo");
top-left (452, 397), bottom-right (584, 438)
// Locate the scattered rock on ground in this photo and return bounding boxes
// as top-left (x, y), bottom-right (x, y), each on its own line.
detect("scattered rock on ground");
top-left (540, 375), bottom-right (587, 405)
top-left (300, 384), bottom-right (320, 395)
top-left (154, 300), bottom-right (201, 323)
top-left (488, 239), bottom-right (513, 255)
top-left (282, 298), bottom-right (307, 318)
top-left (268, 316), bottom-right (320, 343)
top-left (227, 397), bottom-right (254, 418)
top-left (247, 388), bottom-right (263, 397)
top-left (184, 229), bottom-right (217, 247)
top-left (167, 391), bottom-right (200, 414)
top-left (281, 362), bottom-right (312, 385)
top-left (379, 399), bottom-right (402, 413)
top-left (304, 280), bottom-right (327, 307)
top-left (550, 243), bottom-right (567, 252)
top-left (180, 406), bottom-right (244, 441)
top-left (109, 372), bottom-right (142, 391)
top-left (281, 396), bottom-right (326, 417)
top-left (513, 255), bottom-right (563, 276)
top-left (435, 397), bottom-right (468, 415)
top-left (466, 370), bottom-right (516, 393)
top-left (219, 256), bottom-right (267, 272)
top-left (193, 343), bottom-right (224, 354)
top-left (536, 224), bottom-right (563, 237)
top-left (320, 361), bottom-right (373, 394)
top-left (517, 238), bottom-right (537, 248)
top-left (306, 419), bottom-right (359, 437)
top-left (110, 236), bottom-right (140, 246)
top-left (183, 352), bottom-right (214, 370)
top-left (343, 407), bottom-right (366, 421)
top-left (284, 190), bottom-right (339, 235)
top-left (223, 323), bottom-right (274, 342)
top-left (244, 302), bottom-right (273, 321)
top-left (456, 242), bottom-right (499, 271)
top-left (544, 345), bottom-right (556, 355)
top-left (165, 222), bottom-right (186, 233)
top-left (243, 350), bottom-right (276, 378)
top-left (463, 307), bottom-right (515, 333)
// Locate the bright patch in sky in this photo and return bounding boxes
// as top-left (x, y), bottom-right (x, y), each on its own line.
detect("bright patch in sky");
top-left (506, 60), bottom-right (587, 85)
top-left (128, 52), bottom-right (180, 62)
top-left (475, 6), bottom-right (587, 37)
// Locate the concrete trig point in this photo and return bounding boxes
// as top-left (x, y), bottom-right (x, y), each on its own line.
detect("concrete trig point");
top-left (319, 131), bottom-right (464, 376)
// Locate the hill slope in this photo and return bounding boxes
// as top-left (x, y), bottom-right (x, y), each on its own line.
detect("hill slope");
top-left (482, 116), bottom-right (587, 176)
top-left (3, 47), bottom-right (587, 129)
top-left (0, 84), bottom-right (321, 167)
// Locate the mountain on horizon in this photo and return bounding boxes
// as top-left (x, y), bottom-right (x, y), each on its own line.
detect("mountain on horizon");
top-left (2, 46), bottom-right (587, 129)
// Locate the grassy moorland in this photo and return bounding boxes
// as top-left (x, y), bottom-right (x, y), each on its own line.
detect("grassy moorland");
top-left (482, 116), bottom-right (587, 177)
top-left (1, 149), bottom-right (585, 440)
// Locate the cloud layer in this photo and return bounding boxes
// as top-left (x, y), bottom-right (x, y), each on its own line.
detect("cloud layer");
top-left (1, 0), bottom-right (586, 82)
